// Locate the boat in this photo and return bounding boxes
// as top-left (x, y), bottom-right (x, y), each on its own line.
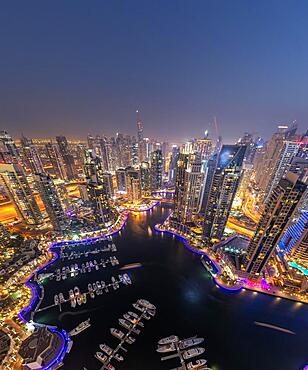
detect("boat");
top-left (96, 281), bottom-right (102, 289)
top-left (88, 283), bottom-right (93, 291)
top-left (93, 283), bottom-right (97, 291)
top-left (138, 299), bottom-right (156, 310)
top-left (77, 295), bottom-right (82, 306)
top-left (69, 318), bottom-right (91, 336)
top-left (132, 327), bottom-right (141, 335)
top-left (183, 347), bottom-right (205, 360)
top-left (110, 328), bottom-right (124, 339)
top-left (119, 318), bottom-right (132, 330)
top-left (143, 313), bottom-right (151, 320)
top-left (54, 295), bottom-right (59, 305)
top-left (179, 337), bottom-right (204, 349)
top-left (82, 293), bottom-right (87, 304)
top-left (147, 309), bottom-right (156, 317)
top-left (114, 353), bottom-right (124, 362)
top-left (187, 359), bottom-right (207, 369)
top-left (156, 343), bottom-right (176, 353)
top-left (69, 289), bottom-right (74, 299)
top-left (105, 364), bottom-right (115, 370)
top-left (132, 303), bottom-right (144, 312)
top-left (123, 313), bottom-right (135, 323)
top-left (59, 293), bottom-right (65, 303)
top-left (74, 286), bottom-right (80, 295)
top-left (90, 291), bottom-right (95, 299)
top-left (125, 336), bottom-right (135, 344)
top-left (95, 351), bottom-right (107, 363)
top-left (100, 343), bottom-right (113, 356)
top-left (158, 335), bottom-right (179, 345)
top-left (101, 280), bottom-right (106, 288)
top-left (128, 311), bottom-right (139, 319)
top-left (71, 297), bottom-right (76, 308)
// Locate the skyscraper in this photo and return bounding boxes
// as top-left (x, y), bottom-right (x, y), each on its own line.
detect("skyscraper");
top-left (45, 142), bottom-right (67, 180)
top-left (35, 173), bottom-right (68, 233)
top-left (126, 167), bottom-right (141, 203)
top-left (278, 211), bottom-right (308, 264)
top-left (173, 153), bottom-right (204, 223)
top-left (168, 145), bottom-right (179, 185)
top-left (20, 136), bottom-right (45, 174)
top-left (243, 173), bottom-right (306, 277)
top-left (264, 140), bottom-right (300, 201)
top-left (84, 149), bottom-right (115, 226)
top-left (150, 149), bottom-right (163, 190)
top-left (136, 110), bottom-right (146, 162)
top-left (198, 153), bottom-right (218, 216)
top-left (140, 161), bottom-right (151, 194)
top-left (56, 136), bottom-right (76, 180)
top-left (173, 153), bottom-right (189, 221)
top-left (102, 173), bottom-right (114, 198)
top-left (0, 163), bottom-right (42, 225)
top-left (116, 168), bottom-right (127, 192)
top-left (86, 182), bottom-right (115, 226)
top-left (0, 130), bottom-right (20, 163)
top-left (203, 145), bottom-right (246, 240)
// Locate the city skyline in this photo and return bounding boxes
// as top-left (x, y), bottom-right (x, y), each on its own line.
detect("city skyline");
top-left (1, 1), bottom-right (308, 142)
top-left (0, 2), bottom-right (307, 370)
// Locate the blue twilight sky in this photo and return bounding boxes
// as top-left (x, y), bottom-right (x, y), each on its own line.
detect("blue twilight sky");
top-left (0, 0), bottom-right (308, 143)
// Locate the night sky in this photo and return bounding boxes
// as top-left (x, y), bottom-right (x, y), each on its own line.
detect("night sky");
top-left (1, 1), bottom-right (308, 143)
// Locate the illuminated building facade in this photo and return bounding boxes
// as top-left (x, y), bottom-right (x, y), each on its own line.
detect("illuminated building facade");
top-left (45, 142), bottom-right (67, 180)
top-left (244, 173), bottom-right (307, 277)
top-left (116, 168), bottom-right (127, 192)
top-left (279, 211), bottom-right (308, 265)
top-left (0, 163), bottom-right (42, 225)
top-left (35, 173), bottom-right (68, 233)
top-left (150, 149), bottom-right (163, 190)
top-left (173, 153), bottom-right (189, 221)
top-left (56, 136), bottom-right (76, 180)
top-left (203, 145), bottom-right (246, 240)
top-left (102, 172), bottom-right (114, 198)
top-left (126, 167), bottom-right (141, 203)
top-left (20, 135), bottom-right (45, 174)
top-left (168, 145), bottom-right (179, 185)
top-left (0, 130), bottom-right (20, 163)
top-left (140, 161), bottom-right (151, 194)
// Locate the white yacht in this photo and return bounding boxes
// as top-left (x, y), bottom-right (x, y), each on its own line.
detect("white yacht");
top-left (183, 347), bottom-right (205, 360)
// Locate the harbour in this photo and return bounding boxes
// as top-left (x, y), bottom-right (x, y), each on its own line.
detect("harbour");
top-left (33, 205), bottom-right (308, 370)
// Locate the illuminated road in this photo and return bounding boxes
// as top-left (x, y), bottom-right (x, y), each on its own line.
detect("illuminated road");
top-left (0, 185), bottom-right (80, 224)
top-left (242, 193), bottom-right (260, 224)
top-left (227, 217), bottom-right (255, 238)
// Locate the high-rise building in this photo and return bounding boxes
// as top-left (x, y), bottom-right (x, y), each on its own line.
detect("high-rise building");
top-left (126, 167), bottom-right (141, 203)
top-left (278, 211), bottom-right (308, 265)
top-left (86, 182), bottom-right (115, 226)
top-left (131, 140), bottom-right (139, 167)
top-left (83, 149), bottom-right (103, 183)
top-left (168, 145), bottom-right (179, 185)
top-left (173, 153), bottom-right (204, 223)
top-left (264, 140), bottom-right (300, 201)
top-left (84, 150), bottom-right (115, 226)
top-left (20, 136), bottom-right (44, 174)
top-left (150, 149), bottom-right (163, 190)
top-left (203, 145), bottom-right (246, 240)
top-left (173, 153), bottom-right (189, 221)
top-left (198, 153), bottom-right (218, 215)
top-left (45, 142), bottom-right (67, 180)
top-left (140, 161), bottom-right (151, 194)
top-left (56, 136), bottom-right (76, 180)
top-left (0, 130), bottom-right (20, 163)
top-left (102, 173), bottom-right (114, 198)
top-left (136, 110), bottom-right (146, 162)
top-left (243, 173), bottom-right (306, 277)
top-left (35, 173), bottom-right (68, 233)
top-left (116, 168), bottom-right (127, 192)
top-left (0, 163), bottom-right (42, 225)
top-left (0, 223), bottom-right (11, 246)
top-left (254, 125), bottom-right (298, 199)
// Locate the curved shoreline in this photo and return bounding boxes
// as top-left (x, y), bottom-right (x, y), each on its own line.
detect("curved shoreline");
top-left (16, 201), bottom-right (160, 368)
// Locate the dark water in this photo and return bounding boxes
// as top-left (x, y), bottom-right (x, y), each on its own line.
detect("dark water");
top-left (35, 205), bottom-right (308, 370)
